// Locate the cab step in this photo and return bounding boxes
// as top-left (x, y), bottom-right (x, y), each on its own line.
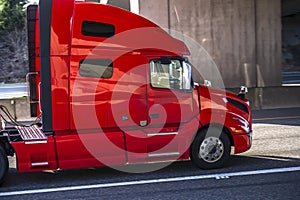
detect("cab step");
top-left (15, 125), bottom-right (46, 141)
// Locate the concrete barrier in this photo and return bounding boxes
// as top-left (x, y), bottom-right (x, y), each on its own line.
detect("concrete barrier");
top-left (0, 97), bottom-right (34, 122)
top-left (228, 86), bottom-right (300, 110)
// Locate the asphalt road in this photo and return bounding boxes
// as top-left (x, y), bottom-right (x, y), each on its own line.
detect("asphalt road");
top-left (0, 108), bottom-right (300, 199)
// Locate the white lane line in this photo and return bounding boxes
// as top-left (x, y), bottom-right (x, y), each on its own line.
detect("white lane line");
top-left (1, 166), bottom-right (300, 197)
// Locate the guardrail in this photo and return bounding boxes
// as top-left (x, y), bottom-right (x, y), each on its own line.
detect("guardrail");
top-left (282, 71), bottom-right (300, 84)
top-left (0, 83), bottom-right (27, 99)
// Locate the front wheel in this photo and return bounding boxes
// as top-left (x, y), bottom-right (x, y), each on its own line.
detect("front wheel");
top-left (0, 145), bottom-right (8, 185)
top-left (190, 127), bottom-right (231, 169)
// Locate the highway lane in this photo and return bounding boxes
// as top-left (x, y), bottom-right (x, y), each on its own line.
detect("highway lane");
top-left (1, 169), bottom-right (299, 200)
top-left (0, 108), bottom-right (300, 199)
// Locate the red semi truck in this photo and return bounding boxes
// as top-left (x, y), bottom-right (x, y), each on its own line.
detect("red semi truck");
top-left (0, 0), bottom-right (252, 184)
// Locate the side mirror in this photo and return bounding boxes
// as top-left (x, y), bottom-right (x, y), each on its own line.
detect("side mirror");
top-left (204, 80), bottom-right (212, 87)
top-left (238, 86), bottom-right (248, 100)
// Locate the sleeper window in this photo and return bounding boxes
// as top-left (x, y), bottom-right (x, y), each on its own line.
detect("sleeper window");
top-left (79, 59), bottom-right (113, 78)
top-left (82, 21), bottom-right (115, 38)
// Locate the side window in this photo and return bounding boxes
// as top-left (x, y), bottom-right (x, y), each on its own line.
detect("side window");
top-left (150, 59), bottom-right (192, 90)
top-left (82, 21), bottom-right (115, 38)
top-left (79, 59), bottom-right (113, 78)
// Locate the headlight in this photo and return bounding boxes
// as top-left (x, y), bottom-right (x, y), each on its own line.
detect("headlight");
top-left (231, 117), bottom-right (250, 133)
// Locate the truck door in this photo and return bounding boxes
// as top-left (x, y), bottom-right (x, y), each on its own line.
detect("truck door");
top-left (148, 57), bottom-right (194, 127)
top-left (126, 56), bottom-right (195, 163)
top-left (147, 57), bottom-right (194, 156)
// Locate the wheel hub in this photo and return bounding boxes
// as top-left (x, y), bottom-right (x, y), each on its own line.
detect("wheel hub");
top-left (199, 137), bottom-right (224, 163)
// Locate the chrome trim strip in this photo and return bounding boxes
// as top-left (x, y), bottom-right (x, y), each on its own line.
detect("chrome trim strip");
top-left (148, 152), bottom-right (180, 157)
top-left (25, 140), bottom-right (47, 145)
top-left (31, 162), bottom-right (49, 167)
top-left (147, 132), bottom-right (178, 137)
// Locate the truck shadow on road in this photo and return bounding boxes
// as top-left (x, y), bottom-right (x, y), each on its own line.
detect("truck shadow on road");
top-left (1, 155), bottom-right (300, 190)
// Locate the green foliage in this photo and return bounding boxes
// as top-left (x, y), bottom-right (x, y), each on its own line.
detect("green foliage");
top-left (0, 0), bottom-right (28, 83)
top-left (0, 0), bottom-right (28, 33)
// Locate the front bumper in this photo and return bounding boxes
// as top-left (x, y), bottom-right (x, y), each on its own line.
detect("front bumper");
top-left (233, 130), bottom-right (252, 154)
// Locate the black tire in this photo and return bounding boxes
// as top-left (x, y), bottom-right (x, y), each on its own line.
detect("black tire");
top-left (190, 127), bottom-right (231, 169)
top-left (0, 145), bottom-right (8, 185)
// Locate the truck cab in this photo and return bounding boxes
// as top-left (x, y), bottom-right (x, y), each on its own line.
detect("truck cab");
top-left (0, 0), bottom-right (252, 185)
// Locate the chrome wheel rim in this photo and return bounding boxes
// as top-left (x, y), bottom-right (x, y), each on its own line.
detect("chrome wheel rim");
top-left (199, 137), bottom-right (224, 163)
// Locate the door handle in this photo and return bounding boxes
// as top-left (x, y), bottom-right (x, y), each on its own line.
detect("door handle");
top-left (149, 114), bottom-right (159, 119)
